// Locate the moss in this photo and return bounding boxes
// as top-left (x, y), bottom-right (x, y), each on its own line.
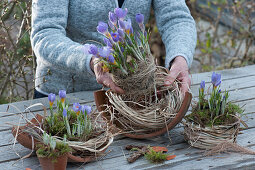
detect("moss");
top-left (36, 142), bottom-right (71, 162)
top-left (186, 102), bottom-right (243, 127)
top-left (144, 147), bottom-right (168, 163)
top-left (43, 114), bottom-right (67, 137)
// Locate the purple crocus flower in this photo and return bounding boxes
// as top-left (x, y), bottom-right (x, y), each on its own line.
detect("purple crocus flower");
top-left (125, 19), bottom-right (132, 30)
top-left (135, 13), bottom-right (144, 24)
top-left (73, 103), bottom-right (81, 115)
top-left (81, 105), bottom-right (92, 115)
top-left (218, 89), bottom-right (221, 93)
top-left (114, 8), bottom-right (128, 20)
top-left (111, 32), bottom-right (119, 42)
top-left (48, 93), bottom-right (56, 107)
top-left (118, 19), bottom-right (132, 34)
top-left (117, 28), bottom-right (125, 38)
top-left (88, 44), bottom-right (98, 55)
top-left (200, 81), bottom-right (205, 90)
top-left (97, 21), bottom-right (108, 35)
top-left (59, 90), bottom-right (66, 103)
top-left (107, 55), bottom-right (115, 63)
top-left (108, 21), bottom-right (115, 31)
top-left (98, 46), bottom-right (112, 58)
top-left (211, 72), bottom-right (221, 88)
top-left (103, 38), bottom-right (113, 48)
top-left (63, 108), bottom-right (67, 117)
top-left (109, 12), bottom-right (117, 25)
top-left (124, 19), bottom-right (132, 34)
top-left (130, 26), bottom-right (134, 34)
top-left (118, 20), bottom-right (126, 30)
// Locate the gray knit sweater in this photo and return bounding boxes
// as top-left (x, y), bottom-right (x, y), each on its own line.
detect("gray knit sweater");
top-left (31, 0), bottom-right (197, 95)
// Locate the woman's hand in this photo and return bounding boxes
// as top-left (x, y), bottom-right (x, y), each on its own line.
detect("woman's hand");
top-left (164, 56), bottom-right (191, 94)
top-left (91, 57), bottom-right (124, 94)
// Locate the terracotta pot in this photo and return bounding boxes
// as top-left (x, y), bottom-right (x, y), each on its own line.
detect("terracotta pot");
top-left (12, 114), bottom-right (107, 163)
top-left (12, 114), bottom-right (43, 150)
top-left (67, 150), bottom-right (107, 162)
top-left (37, 153), bottom-right (68, 170)
top-left (94, 90), bottom-right (192, 139)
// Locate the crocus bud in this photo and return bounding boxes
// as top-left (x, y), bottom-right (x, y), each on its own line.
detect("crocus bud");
top-left (135, 13), bottom-right (144, 24)
top-left (88, 44), bottom-right (98, 55)
top-left (97, 22), bottom-right (108, 35)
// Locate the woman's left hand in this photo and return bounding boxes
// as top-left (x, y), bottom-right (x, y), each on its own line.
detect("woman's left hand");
top-left (164, 56), bottom-right (191, 95)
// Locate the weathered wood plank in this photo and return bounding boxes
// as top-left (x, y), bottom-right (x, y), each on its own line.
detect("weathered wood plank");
top-left (191, 65), bottom-right (255, 85)
top-left (1, 65), bottom-right (255, 114)
top-left (1, 82), bottom-right (255, 131)
top-left (67, 127), bottom-right (255, 170)
top-left (190, 74), bottom-right (255, 97)
top-left (1, 66), bottom-right (255, 169)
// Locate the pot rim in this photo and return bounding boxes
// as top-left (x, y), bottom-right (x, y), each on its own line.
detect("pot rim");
top-left (94, 90), bottom-right (192, 139)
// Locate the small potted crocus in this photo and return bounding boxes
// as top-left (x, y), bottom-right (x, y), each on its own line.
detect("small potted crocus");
top-left (183, 72), bottom-right (245, 149)
top-left (36, 132), bottom-right (71, 170)
top-left (12, 90), bottom-right (114, 163)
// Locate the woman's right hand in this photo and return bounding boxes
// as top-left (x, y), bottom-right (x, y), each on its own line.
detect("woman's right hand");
top-left (90, 57), bottom-right (124, 94)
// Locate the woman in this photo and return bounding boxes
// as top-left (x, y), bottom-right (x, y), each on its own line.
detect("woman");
top-left (31, 0), bottom-right (197, 98)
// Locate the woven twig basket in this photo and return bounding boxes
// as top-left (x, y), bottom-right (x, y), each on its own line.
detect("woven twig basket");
top-left (183, 117), bottom-right (240, 150)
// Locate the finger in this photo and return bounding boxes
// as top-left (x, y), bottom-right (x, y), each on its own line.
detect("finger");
top-left (102, 77), bottom-right (124, 94)
top-left (164, 69), bottom-right (180, 86)
top-left (110, 83), bottom-right (125, 94)
top-left (180, 77), bottom-right (191, 94)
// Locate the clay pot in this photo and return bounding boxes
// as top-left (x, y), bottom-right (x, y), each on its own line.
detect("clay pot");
top-left (94, 90), bottom-right (192, 139)
top-left (37, 153), bottom-right (68, 170)
top-left (12, 114), bottom-right (107, 163)
top-left (12, 114), bottom-right (43, 150)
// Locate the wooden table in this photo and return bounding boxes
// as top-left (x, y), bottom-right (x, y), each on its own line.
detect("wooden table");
top-left (1, 65), bottom-right (255, 170)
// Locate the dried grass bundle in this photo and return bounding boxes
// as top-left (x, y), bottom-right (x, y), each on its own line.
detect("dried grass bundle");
top-left (106, 66), bottom-right (184, 135)
top-left (183, 118), bottom-right (240, 150)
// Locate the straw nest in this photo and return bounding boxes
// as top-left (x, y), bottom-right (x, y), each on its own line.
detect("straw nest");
top-left (106, 66), bottom-right (184, 135)
top-left (12, 103), bottom-right (114, 158)
top-left (183, 117), bottom-right (240, 150)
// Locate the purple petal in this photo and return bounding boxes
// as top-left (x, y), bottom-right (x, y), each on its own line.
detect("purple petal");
top-left (111, 32), bottom-right (120, 42)
top-left (63, 109), bottom-right (67, 117)
top-left (125, 19), bottom-right (132, 30)
top-left (107, 55), bottom-right (115, 63)
top-left (117, 28), bottom-right (125, 38)
top-left (108, 21), bottom-right (115, 30)
top-left (98, 46), bottom-right (112, 58)
top-left (118, 20), bottom-right (126, 30)
top-left (200, 81), bottom-right (205, 89)
top-left (135, 13), bottom-right (144, 24)
top-left (114, 8), bottom-right (127, 20)
top-left (82, 105), bottom-right (92, 115)
top-left (109, 12), bottom-right (117, 25)
top-left (103, 38), bottom-right (113, 48)
top-left (97, 21), bottom-right (108, 34)
top-left (88, 44), bottom-right (98, 55)
top-left (48, 93), bottom-right (56, 102)
top-left (59, 90), bottom-right (66, 99)
top-left (211, 72), bottom-right (221, 87)
top-left (73, 103), bottom-right (81, 112)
